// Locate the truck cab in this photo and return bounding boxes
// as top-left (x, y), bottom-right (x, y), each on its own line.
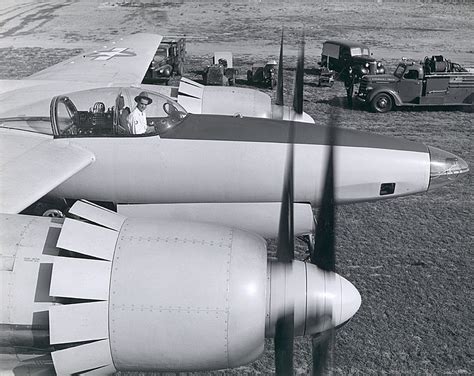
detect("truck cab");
top-left (393, 63), bottom-right (424, 104)
top-left (320, 40), bottom-right (385, 82)
top-left (357, 57), bottom-right (474, 112)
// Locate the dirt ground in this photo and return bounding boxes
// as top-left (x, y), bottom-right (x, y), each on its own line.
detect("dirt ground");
top-left (0, 0), bottom-right (472, 375)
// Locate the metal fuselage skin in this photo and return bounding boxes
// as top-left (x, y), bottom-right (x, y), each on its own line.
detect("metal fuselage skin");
top-left (49, 114), bottom-right (430, 206)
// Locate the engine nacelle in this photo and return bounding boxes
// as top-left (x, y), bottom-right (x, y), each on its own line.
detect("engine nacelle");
top-left (109, 218), bottom-right (267, 371)
top-left (2, 202), bottom-right (361, 375)
top-left (175, 77), bottom-right (315, 123)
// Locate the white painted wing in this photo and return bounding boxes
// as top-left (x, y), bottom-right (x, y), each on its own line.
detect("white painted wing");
top-left (0, 129), bottom-right (95, 214)
top-left (27, 33), bottom-right (163, 85)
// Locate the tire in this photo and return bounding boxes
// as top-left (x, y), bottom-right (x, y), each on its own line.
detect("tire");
top-left (370, 93), bottom-right (393, 113)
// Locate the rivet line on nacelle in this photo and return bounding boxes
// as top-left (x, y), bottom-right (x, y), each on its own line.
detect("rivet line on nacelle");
top-left (119, 235), bottom-right (232, 248)
top-left (110, 304), bottom-right (229, 314)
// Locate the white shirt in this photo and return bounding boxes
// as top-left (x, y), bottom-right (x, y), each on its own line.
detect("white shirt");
top-left (127, 107), bottom-right (148, 134)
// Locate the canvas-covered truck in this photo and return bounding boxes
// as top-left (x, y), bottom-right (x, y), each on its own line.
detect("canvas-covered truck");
top-left (357, 56), bottom-right (474, 113)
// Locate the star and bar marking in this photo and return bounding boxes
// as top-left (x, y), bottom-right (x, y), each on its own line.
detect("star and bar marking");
top-left (86, 47), bottom-right (137, 61)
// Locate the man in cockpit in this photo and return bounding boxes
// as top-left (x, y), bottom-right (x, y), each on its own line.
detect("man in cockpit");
top-left (127, 92), bottom-right (154, 134)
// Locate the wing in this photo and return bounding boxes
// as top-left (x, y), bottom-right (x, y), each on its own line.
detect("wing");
top-left (26, 33), bottom-right (163, 85)
top-left (0, 129), bottom-right (95, 214)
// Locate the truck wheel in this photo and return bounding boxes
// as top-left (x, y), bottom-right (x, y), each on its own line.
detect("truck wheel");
top-left (371, 93), bottom-right (393, 113)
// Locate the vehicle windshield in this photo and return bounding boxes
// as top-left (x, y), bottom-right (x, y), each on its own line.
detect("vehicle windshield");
top-left (350, 47), bottom-right (370, 56)
top-left (153, 47), bottom-right (168, 63)
top-left (393, 64), bottom-right (407, 78)
top-left (50, 87), bottom-right (187, 138)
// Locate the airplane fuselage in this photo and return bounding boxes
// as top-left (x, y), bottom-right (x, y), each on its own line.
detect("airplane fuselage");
top-left (49, 114), bottom-right (431, 205)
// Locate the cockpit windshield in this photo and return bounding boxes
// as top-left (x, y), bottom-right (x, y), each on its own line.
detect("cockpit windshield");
top-left (50, 87), bottom-right (187, 138)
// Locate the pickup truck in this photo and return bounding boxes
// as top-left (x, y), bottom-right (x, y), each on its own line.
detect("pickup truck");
top-left (356, 56), bottom-right (474, 112)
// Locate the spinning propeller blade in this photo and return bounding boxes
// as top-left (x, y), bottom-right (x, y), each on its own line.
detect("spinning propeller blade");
top-left (274, 33), bottom-right (343, 376)
top-left (275, 123), bottom-right (294, 263)
top-left (274, 112), bottom-right (295, 375)
top-left (310, 104), bottom-right (339, 375)
top-left (274, 33), bottom-right (306, 376)
top-left (292, 32), bottom-right (304, 116)
top-left (312, 318), bottom-right (335, 375)
top-left (275, 29), bottom-right (284, 107)
top-left (311, 109), bottom-right (338, 273)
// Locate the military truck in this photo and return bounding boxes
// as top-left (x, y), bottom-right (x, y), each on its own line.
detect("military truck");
top-left (143, 38), bottom-right (186, 85)
top-left (356, 55), bottom-right (474, 112)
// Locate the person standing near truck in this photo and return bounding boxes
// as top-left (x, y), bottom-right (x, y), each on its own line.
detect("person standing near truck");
top-left (344, 66), bottom-right (356, 108)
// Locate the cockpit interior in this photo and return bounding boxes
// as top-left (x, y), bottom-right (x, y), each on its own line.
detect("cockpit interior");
top-left (50, 87), bottom-right (187, 138)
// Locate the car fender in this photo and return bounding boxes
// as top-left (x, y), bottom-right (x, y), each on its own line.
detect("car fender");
top-left (367, 88), bottom-right (402, 106)
top-left (154, 63), bottom-right (173, 77)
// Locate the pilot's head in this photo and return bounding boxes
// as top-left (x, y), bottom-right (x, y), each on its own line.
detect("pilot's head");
top-left (135, 92), bottom-right (153, 112)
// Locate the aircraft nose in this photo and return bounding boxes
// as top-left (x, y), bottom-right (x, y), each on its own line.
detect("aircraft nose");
top-left (428, 146), bottom-right (469, 190)
top-left (334, 275), bottom-right (362, 326)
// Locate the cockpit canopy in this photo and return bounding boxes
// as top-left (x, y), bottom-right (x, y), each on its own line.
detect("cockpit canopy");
top-left (50, 87), bottom-right (187, 137)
